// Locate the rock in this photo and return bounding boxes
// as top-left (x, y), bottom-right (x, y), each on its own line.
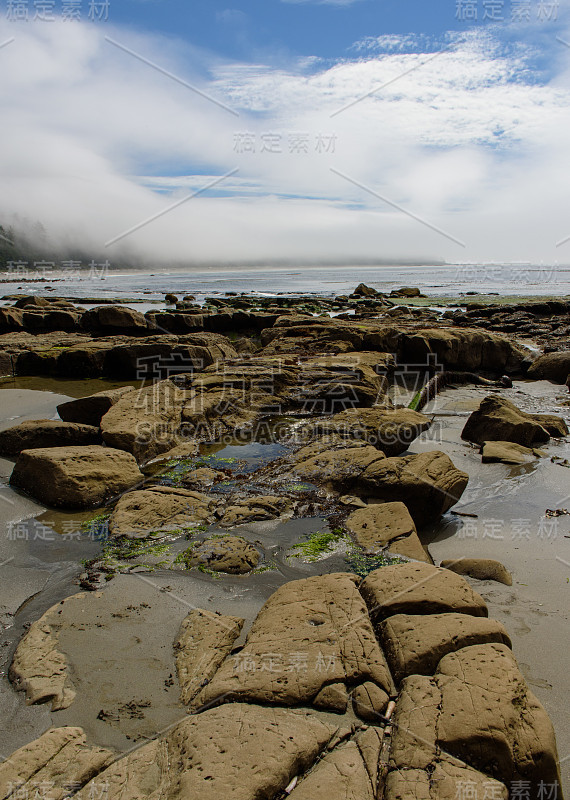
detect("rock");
top-left (57, 386), bottom-right (134, 426)
top-left (0, 727), bottom-right (114, 800)
top-left (108, 485), bottom-right (215, 538)
top-left (190, 535), bottom-right (260, 574)
top-left (352, 681), bottom-right (390, 721)
top-left (0, 419), bottom-right (101, 456)
top-left (145, 440), bottom-right (199, 466)
top-left (385, 761), bottom-right (508, 800)
top-left (441, 558), bottom-right (513, 586)
top-left (397, 327), bottom-right (528, 373)
top-left (345, 502), bottom-right (431, 563)
top-left (391, 644), bottom-right (562, 789)
top-left (165, 293), bottom-right (178, 304)
top-left (0, 350), bottom-right (13, 376)
top-left (10, 446), bottom-right (144, 509)
top-left (353, 283), bottom-right (380, 297)
top-left (461, 395), bottom-right (568, 446)
top-left (101, 379), bottom-right (189, 462)
top-left (75, 704), bottom-right (341, 800)
top-left (340, 495), bottom-right (368, 508)
top-left (527, 351), bottom-right (570, 383)
top-left (198, 573), bottom-right (393, 710)
top-left (303, 351), bottom-right (395, 375)
top-left (292, 439), bottom-right (386, 489)
top-left (0, 306), bottom-right (24, 332)
top-left (181, 359), bottom-right (296, 438)
top-left (378, 612), bottom-right (511, 683)
top-left (80, 305), bottom-right (149, 334)
top-left (355, 727), bottom-right (384, 795)
top-left (104, 333), bottom-right (235, 379)
top-left (360, 562), bottom-right (488, 621)
top-left (9, 597), bottom-right (80, 710)
top-left (13, 295), bottom-right (53, 308)
top-left (356, 451), bottom-right (469, 528)
top-left (183, 466), bottom-right (226, 486)
top-left (480, 440), bottom-right (541, 464)
top-left (175, 609), bottom-right (244, 705)
top-left (313, 407), bottom-right (431, 457)
top-left (312, 682), bottom-right (349, 712)
top-left (287, 740), bottom-right (375, 799)
top-left (219, 496), bottom-right (293, 527)
top-left (390, 287), bottom-right (422, 298)
top-left (293, 353), bottom-right (391, 411)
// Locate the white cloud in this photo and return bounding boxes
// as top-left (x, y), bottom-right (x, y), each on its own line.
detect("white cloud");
top-left (0, 20), bottom-right (569, 265)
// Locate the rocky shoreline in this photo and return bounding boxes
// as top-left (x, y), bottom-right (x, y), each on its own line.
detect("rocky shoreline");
top-left (0, 287), bottom-right (568, 800)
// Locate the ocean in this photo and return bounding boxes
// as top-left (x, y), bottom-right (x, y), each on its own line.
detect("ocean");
top-left (1, 263), bottom-right (569, 308)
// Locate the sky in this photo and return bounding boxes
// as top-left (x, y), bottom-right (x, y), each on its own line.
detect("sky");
top-left (1, 0), bottom-right (570, 266)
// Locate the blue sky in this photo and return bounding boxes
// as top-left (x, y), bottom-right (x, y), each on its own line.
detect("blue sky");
top-left (114, 0), bottom-right (468, 62)
top-left (0, 0), bottom-right (569, 264)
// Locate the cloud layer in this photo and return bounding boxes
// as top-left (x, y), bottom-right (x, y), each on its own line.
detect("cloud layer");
top-left (0, 18), bottom-right (569, 264)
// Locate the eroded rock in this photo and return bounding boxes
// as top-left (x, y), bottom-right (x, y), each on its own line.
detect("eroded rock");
top-left (385, 760), bottom-right (508, 800)
top-left (219, 495), bottom-right (293, 527)
top-left (189, 535), bottom-right (260, 574)
top-left (391, 644), bottom-right (561, 789)
top-left (101, 379), bottom-right (189, 462)
top-left (75, 704), bottom-right (341, 800)
top-left (345, 502), bottom-right (431, 563)
top-left (360, 562), bottom-right (488, 621)
top-left (0, 419), bottom-right (101, 457)
top-left (108, 486), bottom-right (215, 538)
top-left (356, 451), bottom-right (469, 528)
top-left (0, 727), bottom-right (114, 800)
top-left (313, 407), bottom-right (431, 456)
top-left (198, 573), bottom-right (393, 709)
top-left (287, 740), bottom-right (375, 799)
top-left (9, 597), bottom-right (80, 710)
top-left (527, 351), bottom-right (570, 384)
top-left (175, 609), bottom-right (244, 705)
top-left (351, 681), bottom-right (390, 722)
top-left (378, 612), bottom-right (511, 683)
top-left (10, 446), bottom-right (143, 509)
top-left (480, 440), bottom-right (542, 464)
top-left (461, 395), bottom-right (568, 446)
top-left (57, 386), bottom-right (135, 426)
top-left (441, 558), bottom-right (513, 586)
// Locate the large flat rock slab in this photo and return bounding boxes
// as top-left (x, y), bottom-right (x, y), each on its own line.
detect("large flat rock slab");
top-left (385, 760), bottom-right (508, 800)
top-left (346, 502), bottom-right (431, 563)
top-left (0, 419), bottom-right (101, 457)
top-left (0, 727), bottom-right (113, 800)
top-left (378, 612), bottom-right (511, 683)
top-left (108, 485), bottom-right (215, 538)
top-left (287, 740), bottom-right (375, 799)
top-left (356, 451), bottom-right (469, 528)
top-left (10, 445), bottom-right (144, 509)
top-left (313, 407), bottom-right (432, 456)
top-left (391, 643), bottom-right (562, 790)
top-left (360, 563), bottom-right (488, 621)
top-left (75, 705), bottom-right (341, 800)
top-left (198, 573), bottom-right (393, 710)
top-left (101, 379), bottom-right (189, 462)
